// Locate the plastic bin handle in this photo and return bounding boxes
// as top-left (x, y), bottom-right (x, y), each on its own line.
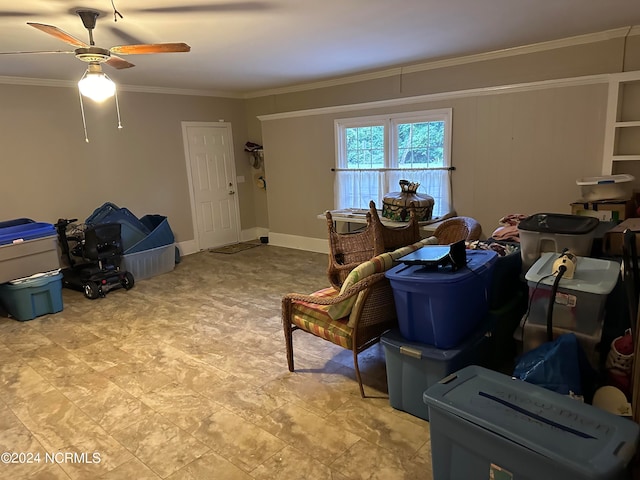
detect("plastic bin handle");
top-left (614, 441), bottom-right (636, 459)
top-left (399, 345), bottom-right (422, 359)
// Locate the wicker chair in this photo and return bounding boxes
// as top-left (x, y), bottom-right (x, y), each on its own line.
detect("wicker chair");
top-left (325, 210), bottom-right (384, 289)
top-left (368, 200), bottom-right (421, 252)
top-left (433, 216), bottom-right (482, 244)
top-left (282, 271), bottom-right (396, 398)
top-left (283, 239), bottom-right (438, 398)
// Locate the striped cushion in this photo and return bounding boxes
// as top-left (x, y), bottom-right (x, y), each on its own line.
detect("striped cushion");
top-left (291, 286), bottom-right (337, 319)
top-left (327, 252), bottom-right (395, 321)
top-left (291, 288), bottom-right (352, 349)
top-left (323, 237), bottom-right (438, 322)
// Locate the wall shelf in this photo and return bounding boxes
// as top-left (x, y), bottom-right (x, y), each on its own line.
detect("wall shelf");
top-left (615, 121), bottom-right (640, 128)
top-left (602, 71), bottom-right (640, 175)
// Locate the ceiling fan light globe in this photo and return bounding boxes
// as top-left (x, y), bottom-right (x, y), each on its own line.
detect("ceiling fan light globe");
top-left (78, 71), bottom-right (116, 102)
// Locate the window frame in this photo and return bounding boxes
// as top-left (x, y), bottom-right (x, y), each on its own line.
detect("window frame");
top-left (333, 108), bottom-right (453, 212)
top-left (335, 108), bottom-right (452, 170)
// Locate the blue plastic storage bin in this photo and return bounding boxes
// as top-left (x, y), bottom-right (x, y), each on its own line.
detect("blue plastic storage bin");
top-left (122, 243), bottom-right (176, 281)
top-left (125, 215), bottom-right (175, 254)
top-left (85, 204), bottom-right (176, 256)
top-left (0, 218), bottom-right (36, 229)
top-left (380, 324), bottom-right (490, 421)
top-left (477, 241), bottom-right (523, 309)
top-left (0, 272), bottom-right (63, 321)
top-left (0, 219), bottom-right (60, 284)
top-left (423, 365), bottom-right (639, 480)
top-left (0, 221), bottom-right (56, 246)
top-left (85, 202), bottom-right (120, 224)
top-left (85, 203), bottom-right (150, 252)
top-left (386, 249), bottom-right (498, 348)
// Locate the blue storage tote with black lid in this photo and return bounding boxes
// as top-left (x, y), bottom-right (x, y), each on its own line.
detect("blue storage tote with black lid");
top-left (423, 365), bottom-right (640, 480)
top-left (385, 249), bottom-right (498, 348)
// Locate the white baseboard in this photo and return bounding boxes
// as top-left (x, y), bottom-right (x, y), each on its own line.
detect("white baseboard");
top-left (240, 227), bottom-right (269, 242)
top-left (267, 232), bottom-right (328, 254)
top-left (177, 229), bottom-right (326, 257)
top-left (176, 239), bottom-right (199, 257)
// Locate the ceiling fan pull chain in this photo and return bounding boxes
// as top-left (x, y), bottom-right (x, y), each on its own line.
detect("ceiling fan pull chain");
top-left (114, 90), bottom-right (123, 129)
top-left (77, 91), bottom-right (90, 142)
top-left (111, 0), bottom-right (124, 22)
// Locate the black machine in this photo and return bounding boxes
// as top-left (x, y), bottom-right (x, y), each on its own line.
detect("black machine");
top-left (397, 239), bottom-right (468, 270)
top-left (55, 218), bottom-right (134, 299)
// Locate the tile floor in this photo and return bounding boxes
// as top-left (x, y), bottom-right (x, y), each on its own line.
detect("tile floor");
top-left (0, 245), bottom-right (434, 479)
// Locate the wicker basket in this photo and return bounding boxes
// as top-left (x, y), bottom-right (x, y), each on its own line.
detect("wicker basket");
top-left (382, 180), bottom-right (434, 222)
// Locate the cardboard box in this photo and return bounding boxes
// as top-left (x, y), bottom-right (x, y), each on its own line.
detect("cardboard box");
top-left (570, 199), bottom-right (635, 222)
top-left (602, 218), bottom-right (640, 256)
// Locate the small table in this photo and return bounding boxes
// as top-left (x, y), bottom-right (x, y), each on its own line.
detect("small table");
top-left (319, 209), bottom-right (448, 236)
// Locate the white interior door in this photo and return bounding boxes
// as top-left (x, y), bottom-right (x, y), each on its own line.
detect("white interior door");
top-left (183, 122), bottom-right (240, 250)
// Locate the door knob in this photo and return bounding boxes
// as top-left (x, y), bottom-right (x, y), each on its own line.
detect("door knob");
top-left (229, 190), bottom-right (235, 195)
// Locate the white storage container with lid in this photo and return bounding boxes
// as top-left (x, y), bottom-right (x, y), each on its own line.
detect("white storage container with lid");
top-left (576, 174), bottom-right (635, 202)
top-left (518, 213), bottom-right (599, 272)
top-left (524, 252), bottom-right (620, 335)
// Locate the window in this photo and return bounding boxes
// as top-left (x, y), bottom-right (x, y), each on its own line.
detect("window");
top-left (334, 108), bottom-right (452, 218)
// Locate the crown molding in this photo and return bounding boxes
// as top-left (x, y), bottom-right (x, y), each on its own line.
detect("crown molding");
top-left (246, 26), bottom-right (633, 99)
top-left (0, 76), bottom-right (71, 88)
top-left (243, 67), bottom-right (403, 99)
top-left (120, 84), bottom-right (243, 98)
top-left (401, 27), bottom-right (631, 75)
top-left (258, 73), bottom-right (613, 122)
top-left (0, 26), bottom-right (635, 100)
top-left (0, 75), bottom-right (242, 98)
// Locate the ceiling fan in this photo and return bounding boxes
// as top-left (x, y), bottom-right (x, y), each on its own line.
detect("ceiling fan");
top-left (1, 9), bottom-right (190, 70)
top-left (0, 9), bottom-right (191, 140)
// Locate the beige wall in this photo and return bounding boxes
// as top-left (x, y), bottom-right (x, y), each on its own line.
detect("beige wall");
top-left (260, 84), bottom-right (607, 243)
top-left (249, 34), bottom-right (638, 249)
top-left (0, 85), bottom-right (250, 246)
top-left (1, 31), bottom-right (638, 254)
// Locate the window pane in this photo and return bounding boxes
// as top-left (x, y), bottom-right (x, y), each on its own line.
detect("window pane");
top-left (428, 121), bottom-right (444, 147)
top-left (345, 126), bottom-right (384, 169)
top-left (428, 147), bottom-right (444, 165)
top-left (396, 120), bottom-right (445, 168)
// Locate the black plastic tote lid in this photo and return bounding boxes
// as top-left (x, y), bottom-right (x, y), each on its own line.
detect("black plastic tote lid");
top-left (518, 213), bottom-right (599, 235)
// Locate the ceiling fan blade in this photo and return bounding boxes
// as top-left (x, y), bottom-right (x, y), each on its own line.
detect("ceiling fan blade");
top-left (0, 50), bottom-right (74, 56)
top-left (0, 11), bottom-right (35, 18)
top-left (132, 2), bottom-right (271, 14)
top-left (110, 43), bottom-right (191, 55)
top-left (105, 55), bottom-right (135, 70)
top-left (27, 22), bottom-right (88, 48)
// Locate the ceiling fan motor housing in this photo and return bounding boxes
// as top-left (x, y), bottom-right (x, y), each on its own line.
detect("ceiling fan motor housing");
top-left (77, 10), bottom-right (99, 31)
top-left (75, 47), bottom-right (110, 63)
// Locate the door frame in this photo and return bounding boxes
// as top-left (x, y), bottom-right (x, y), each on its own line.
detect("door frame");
top-left (181, 121), bottom-right (241, 252)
